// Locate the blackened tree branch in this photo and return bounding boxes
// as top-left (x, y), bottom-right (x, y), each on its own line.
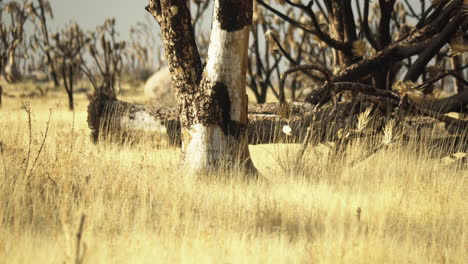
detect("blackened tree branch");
top-left (256, 0), bottom-right (352, 52)
top-left (404, 13), bottom-right (465, 82)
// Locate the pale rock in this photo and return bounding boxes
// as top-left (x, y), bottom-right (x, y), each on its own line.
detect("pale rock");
top-left (143, 67), bottom-right (175, 106)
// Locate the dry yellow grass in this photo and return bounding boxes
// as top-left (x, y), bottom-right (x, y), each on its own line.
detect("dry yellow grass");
top-left (0, 91), bottom-right (466, 263)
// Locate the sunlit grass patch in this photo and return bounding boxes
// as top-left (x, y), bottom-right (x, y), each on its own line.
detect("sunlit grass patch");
top-left (0, 94), bottom-right (466, 263)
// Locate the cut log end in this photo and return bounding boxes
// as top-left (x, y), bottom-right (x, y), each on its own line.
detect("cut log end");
top-left (87, 92), bottom-right (114, 142)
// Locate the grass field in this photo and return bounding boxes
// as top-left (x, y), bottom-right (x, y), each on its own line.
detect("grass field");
top-left (0, 90), bottom-right (466, 263)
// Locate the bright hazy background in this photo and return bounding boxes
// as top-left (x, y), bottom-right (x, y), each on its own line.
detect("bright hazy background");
top-left (46, 0), bottom-right (424, 42)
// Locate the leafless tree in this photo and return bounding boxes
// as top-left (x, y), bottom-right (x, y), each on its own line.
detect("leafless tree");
top-left (28, 0), bottom-right (60, 86)
top-left (248, 3), bottom-right (329, 103)
top-left (81, 18), bottom-right (126, 98)
top-left (0, 1), bottom-right (28, 83)
top-left (126, 18), bottom-right (159, 76)
top-left (256, 0), bottom-right (468, 106)
top-left (247, 5), bottom-right (282, 103)
top-left (50, 23), bottom-right (88, 110)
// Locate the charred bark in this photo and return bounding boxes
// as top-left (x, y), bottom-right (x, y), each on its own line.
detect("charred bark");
top-left (450, 55), bottom-right (465, 93)
top-left (38, 0), bottom-right (60, 87)
top-left (420, 88), bottom-right (468, 114)
top-left (302, 0), bottom-right (466, 101)
top-left (146, 0), bottom-right (203, 127)
top-left (404, 12), bottom-right (465, 82)
top-left (306, 80), bottom-right (468, 115)
top-left (146, 0), bottom-right (257, 174)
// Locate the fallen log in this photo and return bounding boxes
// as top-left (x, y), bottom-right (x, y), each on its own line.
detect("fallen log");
top-left (87, 91), bottom-right (467, 147)
top-left (420, 88), bottom-right (468, 114)
top-left (306, 81), bottom-right (468, 114)
top-left (87, 93), bottom-right (380, 145)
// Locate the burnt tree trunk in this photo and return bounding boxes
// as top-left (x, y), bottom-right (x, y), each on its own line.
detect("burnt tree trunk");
top-left (450, 55), bottom-right (465, 94)
top-left (63, 64), bottom-right (75, 111)
top-left (67, 91), bottom-right (74, 111)
top-left (146, 0), bottom-right (256, 174)
top-left (38, 0), bottom-right (60, 87)
top-left (326, 2), bottom-right (353, 73)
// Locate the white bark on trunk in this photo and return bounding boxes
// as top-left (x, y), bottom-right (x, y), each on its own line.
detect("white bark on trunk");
top-left (181, 0), bottom-right (254, 173)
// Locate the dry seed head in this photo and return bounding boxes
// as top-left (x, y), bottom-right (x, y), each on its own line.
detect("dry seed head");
top-left (382, 120), bottom-right (395, 146)
top-left (338, 129), bottom-right (350, 140)
top-left (352, 40), bottom-right (367, 57)
top-left (393, 80), bottom-right (411, 94)
top-left (406, 89), bottom-right (424, 104)
top-left (357, 107), bottom-right (373, 132)
top-left (393, 80), bottom-right (424, 103)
